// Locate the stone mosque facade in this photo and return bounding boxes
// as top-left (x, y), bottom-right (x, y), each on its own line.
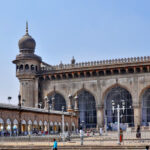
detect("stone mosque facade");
top-left (10, 23), bottom-right (150, 132)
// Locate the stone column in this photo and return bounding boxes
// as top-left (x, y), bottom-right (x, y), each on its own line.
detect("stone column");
top-left (133, 103), bottom-right (141, 127)
top-left (96, 105), bottom-right (104, 128)
top-left (74, 95), bottom-right (78, 111)
top-left (34, 78), bottom-right (39, 108)
top-left (67, 95), bottom-right (73, 112)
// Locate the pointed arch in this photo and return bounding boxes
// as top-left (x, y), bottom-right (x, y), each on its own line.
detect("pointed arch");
top-left (73, 87), bottom-right (96, 100)
top-left (21, 120), bottom-right (26, 124)
top-left (102, 83), bottom-right (133, 106)
top-left (6, 118), bottom-right (11, 125)
top-left (47, 91), bottom-right (67, 111)
top-left (140, 87), bottom-right (150, 125)
top-left (77, 89), bottom-right (97, 128)
top-left (139, 85), bottom-right (150, 105)
top-left (13, 119), bottom-right (18, 125)
top-left (28, 120), bottom-right (32, 125)
top-left (104, 85), bottom-right (134, 128)
top-left (39, 120), bottom-right (43, 126)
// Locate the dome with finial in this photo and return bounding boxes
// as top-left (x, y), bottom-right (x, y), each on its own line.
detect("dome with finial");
top-left (71, 56), bottom-right (75, 65)
top-left (18, 22), bottom-right (36, 52)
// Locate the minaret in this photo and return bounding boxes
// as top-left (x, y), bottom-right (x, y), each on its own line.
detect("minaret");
top-left (13, 23), bottom-right (42, 108)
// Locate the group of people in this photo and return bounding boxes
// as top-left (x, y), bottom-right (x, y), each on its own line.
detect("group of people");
top-left (51, 125), bottom-right (148, 149)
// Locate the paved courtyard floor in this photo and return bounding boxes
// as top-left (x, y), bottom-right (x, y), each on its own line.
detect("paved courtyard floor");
top-left (0, 132), bottom-right (150, 149)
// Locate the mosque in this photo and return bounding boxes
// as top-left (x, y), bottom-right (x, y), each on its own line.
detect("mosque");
top-left (1, 23), bottom-right (150, 135)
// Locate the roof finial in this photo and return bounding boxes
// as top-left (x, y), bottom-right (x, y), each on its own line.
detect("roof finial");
top-left (26, 21), bottom-right (28, 35)
top-left (71, 56), bottom-right (75, 65)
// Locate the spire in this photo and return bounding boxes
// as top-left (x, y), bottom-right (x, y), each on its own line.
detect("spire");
top-left (71, 56), bottom-right (75, 65)
top-left (26, 21), bottom-right (29, 35)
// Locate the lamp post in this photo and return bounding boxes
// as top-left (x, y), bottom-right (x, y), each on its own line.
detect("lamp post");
top-left (105, 109), bottom-right (108, 135)
top-left (18, 94), bottom-right (21, 136)
top-left (112, 99), bottom-right (125, 145)
top-left (18, 94), bottom-right (25, 136)
top-left (62, 106), bottom-right (65, 143)
top-left (80, 120), bottom-right (84, 146)
top-left (44, 96), bottom-right (49, 134)
top-left (7, 97), bottom-right (12, 103)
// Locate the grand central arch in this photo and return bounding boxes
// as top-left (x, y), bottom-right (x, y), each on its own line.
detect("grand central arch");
top-left (78, 90), bottom-right (97, 128)
top-left (48, 92), bottom-right (67, 111)
top-left (141, 88), bottom-right (150, 126)
top-left (104, 86), bottom-right (134, 128)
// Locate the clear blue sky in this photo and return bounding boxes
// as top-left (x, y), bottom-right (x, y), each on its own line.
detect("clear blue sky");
top-left (0, 0), bottom-right (150, 104)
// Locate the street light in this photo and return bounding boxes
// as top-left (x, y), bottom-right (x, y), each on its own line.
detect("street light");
top-left (112, 99), bottom-right (125, 145)
top-left (44, 96), bottom-right (50, 135)
top-left (18, 94), bottom-right (26, 136)
top-left (62, 106), bottom-right (65, 143)
top-left (80, 121), bottom-right (84, 146)
top-left (7, 97), bottom-right (12, 103)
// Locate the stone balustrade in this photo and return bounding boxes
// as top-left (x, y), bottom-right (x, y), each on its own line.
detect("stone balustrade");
top-left (40, 56), bottom-right (150, 71)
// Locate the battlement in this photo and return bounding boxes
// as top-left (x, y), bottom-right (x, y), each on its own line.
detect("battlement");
top-left (40, 56), bottom-right (150, 71)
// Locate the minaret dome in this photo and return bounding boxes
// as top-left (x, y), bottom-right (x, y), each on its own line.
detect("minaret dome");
top-left (18, 22), bottom-right (36, 53)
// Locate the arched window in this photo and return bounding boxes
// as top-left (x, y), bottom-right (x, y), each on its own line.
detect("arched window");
top-left (25, 64), bottom-right (29, 70)
top-left (48, 93), bottom-right (67, 111)
top-left (141, 88), bottom-right (150, 126)
top-left (19, 64), bottom-right (23, 71)
top-left (78, 90), bottom-right (97, 128)
top-left (31, 65), bottom-right (34, 70)
top-left (16, 65), bottom-right (19, 71)
top-left (105, 86), bottom-right (134, 127)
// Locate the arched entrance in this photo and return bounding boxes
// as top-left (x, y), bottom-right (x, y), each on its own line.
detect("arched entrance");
top-left (28, 120), bottom-right (32, 135)
top-left (44, 121), bottom-right (48, 134)
top-left (6, 119), bottom-right (11, 136)
top-left (21, 120), bottom-right (26, 135)
top-left (13, 119), bottom-right (18, 136)
top-left (50, 122), bottom-right (53, 134)
top-left (78, 90), bottom-right (97, 128)
top-left (105, 86), bottom-right (134, 129)
top-left (141, 88), bottom-right (150, 126)
top-left (48, 93), bottom-right (67, 111)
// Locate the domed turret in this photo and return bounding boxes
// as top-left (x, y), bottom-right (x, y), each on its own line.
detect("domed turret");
top-left (18, 22), bottom-right (36, 53)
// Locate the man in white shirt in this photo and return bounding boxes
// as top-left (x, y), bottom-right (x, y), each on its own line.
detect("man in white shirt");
top-left (80, 129), bottom-right (84, 145)
top-left (100, 127), bottom-right (103, 136)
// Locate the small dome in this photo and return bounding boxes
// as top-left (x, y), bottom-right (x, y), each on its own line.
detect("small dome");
top-left (18, 34), bottom-right (36, 51)
top-left (18, 22), bottom-right (36, 52)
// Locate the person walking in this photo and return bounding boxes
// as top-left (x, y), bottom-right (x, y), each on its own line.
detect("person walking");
top-left (52, 138), bottom-right (57, 150)
top-left (80, 129), bottom-right (84, 145)
top-left (120, 128), bottom-right (123, 143)
top-left (99, 127), bottom-right (103, 136)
